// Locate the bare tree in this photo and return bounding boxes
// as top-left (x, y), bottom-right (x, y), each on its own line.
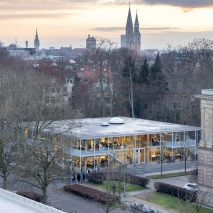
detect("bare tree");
top-left (91, 38), bottom-right (115, 117)
top-left (18, 134), bottom-right (64, 204)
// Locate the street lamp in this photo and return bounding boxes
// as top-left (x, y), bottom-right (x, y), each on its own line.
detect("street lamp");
top-left (122, 145), bottom-right (126, 197)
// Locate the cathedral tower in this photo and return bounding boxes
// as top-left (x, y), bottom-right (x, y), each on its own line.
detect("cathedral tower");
top-left (121, 5), bottom-right (141, 53)
top-left (34, 29), bottom-right (40, 50)
top-left (133, 11), bottom-right (141, 52)
top-left (125, 6), bottom-right (133, 50)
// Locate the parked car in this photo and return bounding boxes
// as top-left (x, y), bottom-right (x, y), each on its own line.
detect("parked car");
top-left (184, 183), bottom-right (198, 192)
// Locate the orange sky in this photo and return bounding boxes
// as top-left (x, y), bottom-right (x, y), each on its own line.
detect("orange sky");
top-left (0, 0), bottom-right (213, 49)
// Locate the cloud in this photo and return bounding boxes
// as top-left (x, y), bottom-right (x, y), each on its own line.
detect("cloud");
top-left (142, 0), bottom-right (213, 8)
top-left (0, 0), bottom-right (92, 11)
top-left (0, 13), bottom-right (75, 20)
top-left (102, 0), bottom-right (213, 8)
top-left (91, 26), bottom-right (181, 32)
top-left (92, 27), bottom-right (124, 31)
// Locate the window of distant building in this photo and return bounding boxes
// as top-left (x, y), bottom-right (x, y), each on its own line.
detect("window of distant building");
top-left (56, 87), bottom-right (61, 93)
top-left (51, 97), bottom-right (55, 104)
top-left (51, 88), bottom-right (55, 93)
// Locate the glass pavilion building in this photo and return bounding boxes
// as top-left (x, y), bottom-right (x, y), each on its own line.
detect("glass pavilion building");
top-left (29, 117), bottom-right (200, 170)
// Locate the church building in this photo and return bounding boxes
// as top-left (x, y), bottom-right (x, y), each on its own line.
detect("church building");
top-left (34, 29), bottom-right (40, 50)
top-left (121, 6), bottom-right (141, 53)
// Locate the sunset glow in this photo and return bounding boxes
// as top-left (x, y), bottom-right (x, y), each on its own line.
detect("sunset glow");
top-left (0, 0), bottom-right (212, 49)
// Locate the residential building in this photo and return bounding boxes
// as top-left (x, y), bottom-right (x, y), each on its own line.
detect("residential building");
top-left (7, 44), bottom-right (36, 58)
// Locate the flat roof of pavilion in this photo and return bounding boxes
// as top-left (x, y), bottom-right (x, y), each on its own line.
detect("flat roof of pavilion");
top-left (40, 117), bottom-right (200, 140)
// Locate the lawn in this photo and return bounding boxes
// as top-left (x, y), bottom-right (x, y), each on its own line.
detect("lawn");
top-left (147, 192), bottom-right (213, 213)
top-left (146, 171), bottom-right (192, 179)
top-left (91, 180), bottom-right (145, 192)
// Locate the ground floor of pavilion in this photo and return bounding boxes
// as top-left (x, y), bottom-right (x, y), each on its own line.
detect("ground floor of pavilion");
top-left (28, 117), bottom-right (200, 171)
top-left (69, 131), bottom-right (199, 171)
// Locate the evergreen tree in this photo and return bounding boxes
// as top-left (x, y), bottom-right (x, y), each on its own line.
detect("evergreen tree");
top-left (122, 55), bottom-right (137, 81)
top-left (139, 58), bottom-right (149, 84)
top-left (122, 55), bottom-right (137, 118)
top-left (150, 52), bottom-right (162, 81)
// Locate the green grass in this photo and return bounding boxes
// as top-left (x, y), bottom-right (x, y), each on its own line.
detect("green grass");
top-left (147, 192), bottom-right (213, 213)
top-left (92, 180), bottom-right (145, 192)
top-left (146, 171), bottom-right (192, 179)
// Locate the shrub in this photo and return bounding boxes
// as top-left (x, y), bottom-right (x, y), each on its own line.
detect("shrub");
top-left (87, 173), bottom-right (103, 184)
top-left (88, 172), bottom-right (149, 187)
top-left (64, 184), bottom-right (119, 204)
top-left (192, 169), bottom-right (198, 176)
top-left (154, 182), bottom-right (197, 202)
top-left (126, 174), bottom-right (149, 187)
top-left (16, 191), bottom-right (43, 202)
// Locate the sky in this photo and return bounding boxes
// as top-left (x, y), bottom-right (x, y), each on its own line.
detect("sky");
top-left (0, 0), bottom-right (213, 49)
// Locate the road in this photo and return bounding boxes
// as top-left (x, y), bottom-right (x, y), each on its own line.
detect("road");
top-left (126, 161), bottom-right (197, 175)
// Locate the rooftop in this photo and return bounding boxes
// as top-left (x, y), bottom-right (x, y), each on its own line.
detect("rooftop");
top-left (201, 89), bottom-right (213, 96)
top-left (40, 117), bottom-right (200, 139)
top-left (0, 188), bottom-right (65, 213)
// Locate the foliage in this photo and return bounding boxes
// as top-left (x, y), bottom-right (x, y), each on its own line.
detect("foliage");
top-left (17, 191), bottom-right (43, 202)
top-left (154, 182), bottom-right (196, 202)
top-left (87, 172), bottom-right (149, 187)
top-left (99, 180), bottom-right (145, 192)
top-left (18, 136), bottom-right (65, 204)
top-left (64, 184), bottom-right (120, 204)
top-left (139, 58), bottom-right (150, 84)
top-left (87, 172), bottom-right (103, 184)
top-left (126, 174), bottom-right (150, 187)
top-left (148, 192), bottom-right (213, 213)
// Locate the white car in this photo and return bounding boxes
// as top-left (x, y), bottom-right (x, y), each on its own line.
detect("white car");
top-left (184, 183), bottom-right (198, 192)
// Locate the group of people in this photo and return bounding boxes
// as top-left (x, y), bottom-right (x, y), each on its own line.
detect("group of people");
top-left (71, 169), bottom-right (90, 183)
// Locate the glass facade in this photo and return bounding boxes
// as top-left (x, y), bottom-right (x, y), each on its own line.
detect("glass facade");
top-left (63, 130), bottom-right (199, 170)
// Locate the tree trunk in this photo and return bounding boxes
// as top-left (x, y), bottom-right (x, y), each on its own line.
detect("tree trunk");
top-left (129, 67), bottom-right (134, 118)
top-left (3, 175), bottom-right (7, 190)
top-left (42, 187), bottom-right (47, 204)
top-left (99, 63), bottom-right (105, 117)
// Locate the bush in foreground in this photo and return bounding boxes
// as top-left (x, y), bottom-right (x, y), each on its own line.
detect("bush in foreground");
top-left (87, 172), bottom-right (149, 187)
top-left (16, 191), bottom-right (43, 202)
top-left (154, 182), bottom-right (196, 202)
top-left (64, 184), bottom-right (119, 204)
top-left (126, 174), bottom-right (149, 187)
top-left (87, 172), bottom-right (103, 184)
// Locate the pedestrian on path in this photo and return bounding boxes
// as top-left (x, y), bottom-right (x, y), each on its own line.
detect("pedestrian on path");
top-left (77, 173), bottom-right (81, 183)
top-left (82, 172), bottom-right (86, 183)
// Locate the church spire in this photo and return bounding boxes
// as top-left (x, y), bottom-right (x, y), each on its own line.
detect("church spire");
top-left (34, 29), bottom-right (40, 50)
top-left (126, 4), bottom-right (133, 36)
top-left (134, 10), bottom-right (139, 32)
top-left (36, 29), bottom-right (38, 38)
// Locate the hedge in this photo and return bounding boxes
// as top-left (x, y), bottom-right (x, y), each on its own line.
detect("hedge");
top-left (16, 191), bottom-right (43, 202)
top-left (87, 172), bottom-right (103, 184)
top-left (87, 172), bottom-right (149, 187)
top-left (154, 182), bottom-right (197, 202)
top-left (64, 184), bottom-right (119, 204)
top-left (126, 174), bottom-right (149, 187)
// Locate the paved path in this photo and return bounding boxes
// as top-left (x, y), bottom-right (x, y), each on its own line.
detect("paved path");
top-left (47, 181), bottom-right (130, 213)
top-left (0, 167), bottom-right (194, 213)
top-left (122, 190), bottom-right (175, 213)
